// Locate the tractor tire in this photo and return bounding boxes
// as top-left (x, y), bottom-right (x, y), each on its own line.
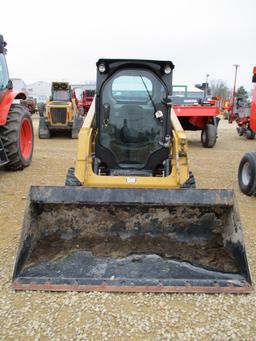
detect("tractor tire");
top-left (201, 124), bottom-right (217, 148)
top-left (181, 171), bottom-right (196, 188)
top-left (238, 152), bottom-right (256, 196)
top-left (65, 167), bottom-right (81, 186)
top-left (246, 128), bottom-right (255, 140)
top-left (38, 117), bottom-right (50, 139)
top-left (0, 104), bottom-right (34, 170)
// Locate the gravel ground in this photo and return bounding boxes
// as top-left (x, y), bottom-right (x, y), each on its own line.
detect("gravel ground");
top-left (0, 118), bottom-right (256, 340)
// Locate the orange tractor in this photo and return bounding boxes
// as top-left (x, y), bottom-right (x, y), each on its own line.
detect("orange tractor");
top-left (0, 35), bottom-right (34, 170)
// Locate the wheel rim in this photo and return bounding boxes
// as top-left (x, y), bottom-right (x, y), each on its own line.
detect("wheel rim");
top-left (20, 118), bottom-right (33, 160)
top-left (241, 161), bottom-right (251, 186)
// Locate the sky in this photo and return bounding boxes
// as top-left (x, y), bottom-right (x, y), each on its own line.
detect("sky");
top-left (1, 0), bottom-right (256, 91)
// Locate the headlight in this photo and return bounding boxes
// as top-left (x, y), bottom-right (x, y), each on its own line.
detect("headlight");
top-left (98, 63), bottom-right (106, 73)
top-left (164, 65), bottom-right (172, 74)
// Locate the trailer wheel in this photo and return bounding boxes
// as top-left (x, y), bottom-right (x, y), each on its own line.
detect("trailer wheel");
top-left (0, 104), bottom-right (34, 170)
top-left (65, 167), bottom-right (81, 186)
top-left (181, 171), bottom-right (196, 188)
top-left (201, 124), bottom-right (217, 148)
top-left (238, 152), bottom-right (256, 196)
top-left (246, 128), bottom-right (255, 140)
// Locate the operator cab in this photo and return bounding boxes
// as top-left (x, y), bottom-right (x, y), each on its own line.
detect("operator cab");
top-left (95, 59), bottom-right (174, 176)
top-left (51, 82), bottom-right (71, 102)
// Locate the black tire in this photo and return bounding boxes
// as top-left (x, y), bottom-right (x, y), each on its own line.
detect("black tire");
top-left (65, 167), bottom-right (81, 186)
top-left (0, 104), bottom-right (34, 171)
top-left (238, 152), bottom-right (256, 196)
top-left (38, 117), bottom-right (50, 139)
top-left (71, 116), bottom-right (83, 139)
top-left (37, 103), bottom-right (45, 117)
top-left (201, 124), bottom-right (217, 148)
top-left (181, 171), bottom-right (196, 188)
top-left (236, 126), bottom-right (244, 136)
top-left (246, 128), bottom-right (255, 140)
top-left (71, 130), bottom-right (79, 139)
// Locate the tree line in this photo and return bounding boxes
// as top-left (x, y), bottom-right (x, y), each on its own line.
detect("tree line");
top-left (209, 80), bottom-right (248, 100)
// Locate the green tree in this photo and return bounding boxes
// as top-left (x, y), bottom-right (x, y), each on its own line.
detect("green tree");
top-left (209, 80), bottom-right (231, 99)
top-left (236, 86), bottom-right (248, 98)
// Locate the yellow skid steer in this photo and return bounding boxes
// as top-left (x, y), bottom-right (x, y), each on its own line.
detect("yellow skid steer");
top-left (12, 59), bottom-right (252, 293)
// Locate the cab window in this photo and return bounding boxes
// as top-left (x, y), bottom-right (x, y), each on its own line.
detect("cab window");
top-left (0, 54), bottom-right (9, 90)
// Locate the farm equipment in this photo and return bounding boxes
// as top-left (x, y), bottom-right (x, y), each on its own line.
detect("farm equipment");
top-left (172, 83), bottom-right (220, 148)
top-left (12, 59), bottom-right (252, 293)
top-left (229, 67), bottom-right (256, 140)
top-left (0, 35), bottom-right (34, 170)
top-left (221, 99), bottom-right (232, 119)
top-left (238, 67), bottom-right (256, 195)
top-left (39, 82), bottom-right (83, 139)
top-left (80, 89), bottom-right (95, 115)
top-left (74, 87), bottom-right (95, 116)
top-left (229, 98), bottom-right (255, 139)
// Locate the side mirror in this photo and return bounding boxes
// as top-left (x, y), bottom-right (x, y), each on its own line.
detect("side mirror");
top-left (103, 103), bottom-right (110, 125)
top-left (6, 79), bottom-right (13, 90)
top-left (162, 95), bottom-right (172, 107)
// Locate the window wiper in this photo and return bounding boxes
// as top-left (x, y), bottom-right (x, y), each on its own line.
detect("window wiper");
top-left (139, 75), bottom-right (157, 112)
top-left (140, 75), bottom-right (168, 147)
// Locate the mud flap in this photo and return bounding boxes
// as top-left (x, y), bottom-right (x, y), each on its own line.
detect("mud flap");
top-left (12, 187), bottom-right (253, 293)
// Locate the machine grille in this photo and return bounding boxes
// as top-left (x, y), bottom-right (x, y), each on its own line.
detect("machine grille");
top-left (50, 108), bottom-right (67, 124)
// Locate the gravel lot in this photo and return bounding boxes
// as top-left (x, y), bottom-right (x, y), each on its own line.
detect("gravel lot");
top-left (0, 118), bottom-right (255, 340)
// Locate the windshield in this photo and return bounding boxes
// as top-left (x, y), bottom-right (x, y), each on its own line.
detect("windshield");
top-left (100, 69), bottom-right (168, 168)
top-left (52, 90), bottom-right (70, 101)
top-left (0, 54), bottom-right (9, 91)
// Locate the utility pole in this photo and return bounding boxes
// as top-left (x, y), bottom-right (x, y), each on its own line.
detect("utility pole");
top-left (230, 64), bottom-right (240, 122)
top-left (205, 74), bottom-right (210, 100)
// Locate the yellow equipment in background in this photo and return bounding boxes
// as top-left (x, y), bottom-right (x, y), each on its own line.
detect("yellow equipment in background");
top-left (12, 59), bottom-right (252, 293)
top-left (39, 81), bottom-right (83, 139)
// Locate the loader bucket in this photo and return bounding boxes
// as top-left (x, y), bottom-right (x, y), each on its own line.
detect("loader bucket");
top-left (12, 187), bottom-right (253, 293)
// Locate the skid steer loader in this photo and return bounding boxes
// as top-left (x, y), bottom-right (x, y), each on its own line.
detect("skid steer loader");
top-left (39, 82), bottom-right (83, 139)
top-left (12, 59), bottom-right (252, 293)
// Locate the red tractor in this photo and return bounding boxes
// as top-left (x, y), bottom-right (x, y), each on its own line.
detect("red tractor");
top-left (0, 35), bottom-right (34, 170)
top-left (229, 68), bottom-right (256, 139)
top-left (80, 89), bottom-right (95, 115)
top-left (238, 67), bottom-right (256, 195)
top-left (229, 97), bottom-right (254, 139)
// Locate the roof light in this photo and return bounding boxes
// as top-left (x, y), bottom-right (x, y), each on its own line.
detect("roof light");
top-left (98, 63), bottom-right (106, 73)
top-left (164, 65), bottom-right (172, 74)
